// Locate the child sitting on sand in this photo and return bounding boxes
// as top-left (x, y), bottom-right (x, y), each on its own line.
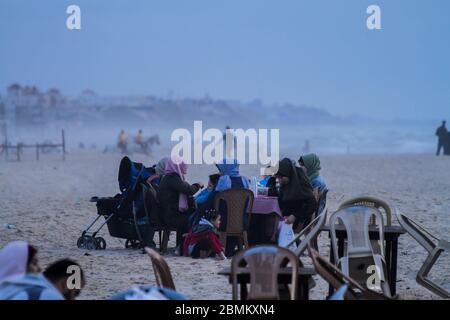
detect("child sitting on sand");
top-left (183, 209), bottom-right (226, 260)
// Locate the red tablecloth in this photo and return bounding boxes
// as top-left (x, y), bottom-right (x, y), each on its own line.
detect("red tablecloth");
top-left (251, 196), bottom-right (282, 216)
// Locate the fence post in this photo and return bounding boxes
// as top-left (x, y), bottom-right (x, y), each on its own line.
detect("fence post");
top-left (36, 143), bottom-right (39, 161)
top-left (17, 145), bottom-right (20, 161)
top-left (62, 130), bottom-right (66, 160)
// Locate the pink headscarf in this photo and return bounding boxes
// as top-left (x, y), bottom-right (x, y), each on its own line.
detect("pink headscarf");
top-left (165, 156), bottom-right (189, 212)
top-left (0, 241), bottom-right (29, 282)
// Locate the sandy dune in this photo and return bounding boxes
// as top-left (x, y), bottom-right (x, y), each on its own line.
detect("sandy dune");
top-left (0, 151), bottom-right (449, 300)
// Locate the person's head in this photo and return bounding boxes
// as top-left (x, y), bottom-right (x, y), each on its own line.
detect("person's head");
top-left (155, 157), bottom-right (169, 176)
top-left (204, 209), bottom-right (221, 229)
top-left (138, 129), bottom-right (143, 134)
top-left (0, 241), bottom-right (41, 282)
top-left (262, 165), bottom-right (277, 178)
top-left (208, 174), bottom-right (221, 190)
top-left (275, 158), bottom-right (294, 178)
top-left (443, 120), bottom-right (447, 126)
top-left (44, 259), bottom-right (85, 300)
top-left (120, 129), bottom-right (124, 134)
top-left (298, 153), bottom-right (321, 173)
top-left (26, 245), bottom-right (40, 273)
top-left (165, 155), bottom-right (188, 177)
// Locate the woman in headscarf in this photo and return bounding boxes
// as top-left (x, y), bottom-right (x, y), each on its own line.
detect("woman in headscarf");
top-left (275, 158), bottom-right (317, 231)
top-left (157, 155), bottom-right (202, 253)
top-left (0, 241), bottom-right (40, 282)
top-left (146, 156), bottom-right (169, 188)
top-left (298, 153), bottom-right (328, 193)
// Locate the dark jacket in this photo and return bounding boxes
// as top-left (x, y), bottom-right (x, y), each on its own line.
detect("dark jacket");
top-left (276, 158), bottom-right (317, 227)
top-left (276, 158), bottom-right (315, 201)
top-left (157, 173), bottom-right (200, 227)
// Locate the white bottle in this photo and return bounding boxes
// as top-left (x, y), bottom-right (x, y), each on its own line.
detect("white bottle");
top-left (251, 176), bottom-right (258, 197)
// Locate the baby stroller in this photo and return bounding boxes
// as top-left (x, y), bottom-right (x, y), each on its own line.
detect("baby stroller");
top-left (77, 156), bottom-right (154, 250)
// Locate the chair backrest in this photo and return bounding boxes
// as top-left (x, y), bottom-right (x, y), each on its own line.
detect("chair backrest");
top-left (286, 202), bottom-right (328, 256)
top-left (231, 245), bottom-right (299, 300)
top-left (214, 189), bottom-right (254, 234)
top-left (329, 206), bottom-right (385, 260)
top-left (142, 183), bottom-right (163, 227)
top-left (338, 196), bottom-right (392, 226)
top-left (307, 246), bottom-right (390, 300)
top-left (395, 209), bottom-right (438, 254)
top-left (145, 247), bottom-right (176, 290)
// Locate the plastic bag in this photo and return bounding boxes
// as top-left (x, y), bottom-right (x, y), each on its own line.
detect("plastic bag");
top-left (277, 221), bottom-right (297, 251)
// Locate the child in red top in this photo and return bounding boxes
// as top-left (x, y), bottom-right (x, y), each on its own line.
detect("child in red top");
top-left (183, 209), bottom-right (226, 260)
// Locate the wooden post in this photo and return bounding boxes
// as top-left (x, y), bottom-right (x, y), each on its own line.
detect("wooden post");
top-left (4, 123), bottom-right (8, 160)
top-left (36, 143), bottom-right (39, 161)
top-left (17, 145), bottom-right (20, 161)
top-left (62, 129), bottom-right (66, 160)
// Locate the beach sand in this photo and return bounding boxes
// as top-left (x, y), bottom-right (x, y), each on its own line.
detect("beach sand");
top-left (0, 151), bottom-right (449, 300)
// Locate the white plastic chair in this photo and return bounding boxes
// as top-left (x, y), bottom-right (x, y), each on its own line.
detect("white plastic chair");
top-left (329, 206), bottom-right (392, 297)
top-left (286, 203), bottom-right (327, 257)
top-left (396, 209), bottom-right (450, 298)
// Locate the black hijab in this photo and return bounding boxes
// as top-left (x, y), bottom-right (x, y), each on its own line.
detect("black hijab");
top-left (276, 158), bottom-right (314, 201)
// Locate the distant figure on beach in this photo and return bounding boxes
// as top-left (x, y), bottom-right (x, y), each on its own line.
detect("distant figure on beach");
top-left (435, 120), bottom-right (448, 156)
top-left (135, 129), bottom-right (144, 147)
top-left (302, 140), bottom-right (310, 153)
top-left (117, 130), bottom-right (128, 154)
top-left (222, 125), bottom-right (237, 157)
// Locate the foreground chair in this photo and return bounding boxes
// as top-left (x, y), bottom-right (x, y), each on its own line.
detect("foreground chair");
top-left (285, 203), bottom-right (327, 256)
top-left (214, 189), bottom-right (254, 252)
top-left (231, 245), bottom-right (299, 300)
top-left (329, 206), bottom-right (392, 297)
top-left (142, 183), bottom-right (176, 253)
top-left (145, 247), bottom-right (176, 290)
top-left (396, 210), bottom-right (450, 298)
top-left (308, 246), bottom-right (392, 300)
top-left (338, 195), bottom-right (392, 225)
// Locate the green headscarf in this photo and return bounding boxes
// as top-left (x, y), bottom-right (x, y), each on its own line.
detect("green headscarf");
top-left (300, 153), bottom-right (321, 181)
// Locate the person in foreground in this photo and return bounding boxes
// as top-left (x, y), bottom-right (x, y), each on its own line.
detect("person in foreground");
top-left (275, 158), bottom-right (317, 231)
top-left (0, 241), bottom-right (40, 283)
top-left (183, 209), bottom-right (226, 260)
top-left (0, 241), bottom-right (85, 300)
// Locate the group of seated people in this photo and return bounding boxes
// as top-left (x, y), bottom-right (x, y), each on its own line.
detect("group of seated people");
top-left (141, 153), bottom-right (328, 260)
top-left (0, 153), bottom-right (327, 300)
top-left (0, 241), bottom-right (86, 300)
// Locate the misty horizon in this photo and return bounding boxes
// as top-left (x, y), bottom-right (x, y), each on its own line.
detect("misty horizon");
top-left (1, 0), bottom-right (450, 122)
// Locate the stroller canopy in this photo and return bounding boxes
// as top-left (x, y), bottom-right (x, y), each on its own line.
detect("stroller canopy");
top-left (118, 156), bottom-right (152, 195)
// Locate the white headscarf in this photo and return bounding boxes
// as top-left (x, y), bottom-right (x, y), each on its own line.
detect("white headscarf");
top-left (0, 241), bottom-right (29, 282)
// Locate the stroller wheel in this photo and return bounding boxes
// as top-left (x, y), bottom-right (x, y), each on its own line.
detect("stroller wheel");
top-left (77, 236), bottom-right (85, 249)
top-left (95, 237), bottom-right (106, 250)
top-left (125, 239), bottom-right (140, 249)
top-left (84, 236), bottom-right (97, 250)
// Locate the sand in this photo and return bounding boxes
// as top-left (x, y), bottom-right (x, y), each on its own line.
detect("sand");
top-left (0, 150), bottom-right (449, 300)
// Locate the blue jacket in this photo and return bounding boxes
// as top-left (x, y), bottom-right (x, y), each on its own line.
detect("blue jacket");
top-left (0, 273), bottom-right (64, 300)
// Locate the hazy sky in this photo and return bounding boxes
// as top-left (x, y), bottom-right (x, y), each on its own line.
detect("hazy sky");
top-left (1, 0), bottom-right (449, 120)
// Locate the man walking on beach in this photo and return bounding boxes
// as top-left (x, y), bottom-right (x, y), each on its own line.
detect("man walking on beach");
top-left (435, 120), bottom-right (448, 156)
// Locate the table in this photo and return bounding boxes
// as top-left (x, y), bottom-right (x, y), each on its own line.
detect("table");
top-left (248, 196), bottom-right (283, 246)
top-left (320, 224), bottom-right (406, 296)
top-left (251, 196), bottom-right (282, 216)
top-left (218, 266), bottom-right (316, 300)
